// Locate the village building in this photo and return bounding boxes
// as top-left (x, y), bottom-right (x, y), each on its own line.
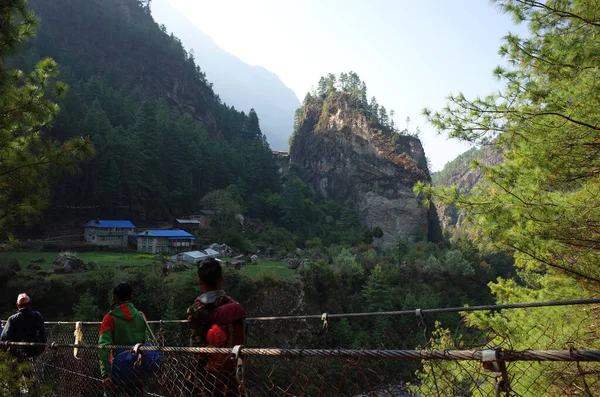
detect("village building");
top-left (172, 248), bottom-right (222, 264)
top-left (135, 230), bottom-right (196, 254)
top-left (272, 150), bottom-right (289, 158)
top-left (181, 250), bottom-right (208, 263)
top-left (204, 248), bottom-right (221, 258)
top-left (172, 219), bottom-right (201, 233)
top-left (84, 219), bottom-right (136, 247)
top-left (183, 210), bottom-right (215, 229)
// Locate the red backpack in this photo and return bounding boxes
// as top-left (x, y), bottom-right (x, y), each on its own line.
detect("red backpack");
top-left (188, 296), bottom-right (247, 371)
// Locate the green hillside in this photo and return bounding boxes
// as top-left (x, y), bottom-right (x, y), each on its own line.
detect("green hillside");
top-left (431, 147), bottom-right (482, 186)
top-left (7, 0), bottom-right (279, 223)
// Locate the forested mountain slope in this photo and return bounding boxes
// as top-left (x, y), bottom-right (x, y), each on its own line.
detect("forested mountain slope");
top-left (431, 147), bottom-right (483, 187)
top-left (431, 146), bottom-right (503, 229)
top-left (7, 0), bottom-right (279, 224)
top-left (151, 0), bottom-right (301, 151)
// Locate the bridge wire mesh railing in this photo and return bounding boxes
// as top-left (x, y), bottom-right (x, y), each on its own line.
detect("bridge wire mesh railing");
top-left (1, 298), bottom-right (599, 396)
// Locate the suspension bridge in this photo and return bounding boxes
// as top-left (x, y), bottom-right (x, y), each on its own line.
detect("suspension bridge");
top-left (1, 298), bottom-right (599, 396)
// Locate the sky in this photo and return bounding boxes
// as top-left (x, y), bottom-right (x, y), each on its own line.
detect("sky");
top-left (165, 0), bottom-right (523, 172)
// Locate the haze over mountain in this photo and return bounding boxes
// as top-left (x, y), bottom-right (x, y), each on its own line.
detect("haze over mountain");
top-left (151, 0), bottom-right (300, 151)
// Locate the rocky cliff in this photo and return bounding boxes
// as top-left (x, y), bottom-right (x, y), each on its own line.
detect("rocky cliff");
top-left (290, 93), bottom-right (441, 246)
top-left (432, 146), bottom-right (504, 229)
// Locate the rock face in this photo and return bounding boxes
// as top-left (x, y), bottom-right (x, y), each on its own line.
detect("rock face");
top-left (432, 146), bottom-right (504, 229)
top-left (291, 93), bottom-right (441, 246)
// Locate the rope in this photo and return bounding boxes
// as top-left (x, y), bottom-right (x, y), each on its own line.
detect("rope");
top-left (1, 342), bottom-right (599, 361)
top-left (38, 297), bottom-right (600, 326)
top-left (42, 362), bottom-right (102, 382)
top-left (246, 297), bottom-right (600, 321)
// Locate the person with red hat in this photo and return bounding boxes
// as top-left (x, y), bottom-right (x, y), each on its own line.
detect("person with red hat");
top-left (0, 293), bottom-right (47, 358)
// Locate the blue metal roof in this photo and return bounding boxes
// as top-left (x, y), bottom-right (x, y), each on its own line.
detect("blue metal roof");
top-left (135, 230), bottom-right (196, 240)
top-left (85, 219), bottom-right (136, 228)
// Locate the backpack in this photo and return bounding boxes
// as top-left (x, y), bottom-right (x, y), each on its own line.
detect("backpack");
top-left (111, 345), bottom-right (164, 385)
top-left (188, 295), bottom-right (247, 371)
top-left (206, 324), bottom-right (228, 371)
top-left (111, 315), bottom-right (164, 385)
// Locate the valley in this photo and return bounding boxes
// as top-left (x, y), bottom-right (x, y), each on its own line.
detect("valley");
top-left (0, 0), bottom-right (598, 395)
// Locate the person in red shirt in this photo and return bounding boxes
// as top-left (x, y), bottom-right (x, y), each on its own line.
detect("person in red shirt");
top-left (187, 258), bottom-right (246, 396)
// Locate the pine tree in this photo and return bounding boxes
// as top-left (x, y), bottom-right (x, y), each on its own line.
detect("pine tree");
top-left (397, 238), bottom-right (409, 263)
top-left (317, 76), bottom-right (327, 97)
top-left (0, 0), bottom-right (94, 231)
top-left (104, 158), bottom-right (122, 207)
top-left (359, 81), bottom-right (368, 109)
top-left (417, 1), bottom-right (600, 391)
top-left (372, 226), bottom-right (384, 248)
top-left (280, 177), bottom-right (313, 233)
top-left (379, 105), bottom-right (388, 126)
top-left (347, 71), bottom-right (361, 92)
top-left (389, 109), bottom-right (396, 131)
top-left (369, 97), bottom-right (379, 121)
top-left (339, 199), bottom-right (359, 230)
top-left (362, 264), bottom-right (392, 311)
top-left (245, 109), bottom-right (263, 139)
top-left (362, 229), bottom-right (374, 244)
top-left (420, 0), bottom-right (600, 285)
top-left (339, 72), bottom-right (349, 92)
top-left (325, 73), bottom-right (337, 95)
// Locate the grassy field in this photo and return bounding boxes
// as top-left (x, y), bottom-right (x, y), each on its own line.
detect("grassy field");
top-left (241, 261), bottom-right (292, 279)
top-left (0, 251), bottom-right (154, 270)
top-left (0, 251), bottom-right (293, 279)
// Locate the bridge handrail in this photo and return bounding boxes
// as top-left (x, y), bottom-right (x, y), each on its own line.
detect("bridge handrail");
top-left (1, 340), bottom-right (599, 361)
top-left (11, 297), bottom-right (595, 326)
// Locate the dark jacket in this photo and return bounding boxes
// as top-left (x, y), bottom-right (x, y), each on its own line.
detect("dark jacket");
top-left (0, 307), bottom-right (47, 357)
top-left (187, 290), bottom-right (246, 351)
top-left (187, 291), bottom-right (246, 396)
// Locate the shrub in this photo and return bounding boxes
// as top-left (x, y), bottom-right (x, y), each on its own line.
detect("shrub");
top-left (0, 350), bottom-right (55, 395)
top-left (444, 250), bottom-right (475, 277)
top-left (332, 249), bottom-right (364, 278)
top-left (72, 290), bottom-right (102, 321)
top-left (6, 258), bottom-right (21, 272)
top-left (223, 231), bottom-right (255, 254)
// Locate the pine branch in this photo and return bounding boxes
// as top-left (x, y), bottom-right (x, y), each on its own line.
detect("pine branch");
top-left (514, 0), bottom-right (600, 28)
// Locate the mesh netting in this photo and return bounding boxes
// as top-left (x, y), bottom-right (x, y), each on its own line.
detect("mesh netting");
top-left (1, 300), bottom-right (598, 396)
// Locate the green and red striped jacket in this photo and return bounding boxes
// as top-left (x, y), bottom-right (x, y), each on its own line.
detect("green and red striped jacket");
top-left (98, 301), bottom-right (147, 378)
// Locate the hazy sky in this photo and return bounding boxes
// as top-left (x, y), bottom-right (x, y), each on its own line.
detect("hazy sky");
top-left (166, 0), bottom-right (522, 171)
